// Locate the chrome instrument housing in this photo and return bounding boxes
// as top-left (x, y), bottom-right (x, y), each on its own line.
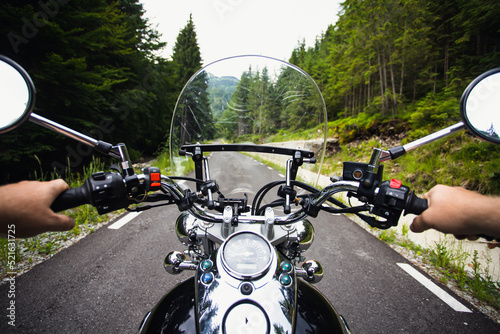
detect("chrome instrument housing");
top-left (219, 231), bottom-right (274, 280)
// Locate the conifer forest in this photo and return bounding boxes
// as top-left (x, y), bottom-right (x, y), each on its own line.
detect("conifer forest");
top-left (1, 0), bottom-right (499, 184)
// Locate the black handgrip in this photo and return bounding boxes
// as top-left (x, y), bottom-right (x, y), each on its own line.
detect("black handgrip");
top-left (51, 183), bottom-right (92, 212)
top-left (404, 190), bottom-right (428, 216)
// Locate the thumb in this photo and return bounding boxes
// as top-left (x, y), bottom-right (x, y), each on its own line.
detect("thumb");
top-left (410, 215), bottom-right (427, 233)
top-left (48, 179), bottom-right (70, 197)
top-left (49, 213), bottom-right (75, 232)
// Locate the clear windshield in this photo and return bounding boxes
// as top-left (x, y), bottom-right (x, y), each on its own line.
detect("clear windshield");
top-left (169, 55), bottom-right (327, 188)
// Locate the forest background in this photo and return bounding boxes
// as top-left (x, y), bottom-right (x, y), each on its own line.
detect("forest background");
top-left (1, 0), bottom-right (500, 194)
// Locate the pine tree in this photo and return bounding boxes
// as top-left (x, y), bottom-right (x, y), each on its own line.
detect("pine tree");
top-left (171, 15), bottom-right (215, 145)
top-left (172, 14), bottom-right (203, 89)
top-left (0, 0), bottom-right (171, 182)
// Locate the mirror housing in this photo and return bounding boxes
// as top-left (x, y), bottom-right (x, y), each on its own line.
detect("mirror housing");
top-left (0, 55), bottom-right (36, 134)
top-left (460, 68), bottom-right (500, 145)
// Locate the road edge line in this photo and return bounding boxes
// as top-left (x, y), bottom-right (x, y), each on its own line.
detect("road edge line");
top-left (108, 211), bottom-right (142, 230)
top-left (397, 263), bottom-right (472, 313)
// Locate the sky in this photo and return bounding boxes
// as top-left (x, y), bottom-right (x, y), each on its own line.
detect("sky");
top-left (139, 0), bottom-right (343, 66)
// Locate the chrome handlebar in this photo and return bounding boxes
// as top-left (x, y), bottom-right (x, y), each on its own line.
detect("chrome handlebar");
top-left (151, 174), bottom-right (362, 225)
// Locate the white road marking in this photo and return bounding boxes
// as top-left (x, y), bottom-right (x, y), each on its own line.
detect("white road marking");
top-left (108, 211), bottom-right (142, 229)
top-left (397, 263), bottom-right (472, 313)
top-left (278, 173), bottom-right (285, 178)
top-left (267, 167), bottom-right (273, 170)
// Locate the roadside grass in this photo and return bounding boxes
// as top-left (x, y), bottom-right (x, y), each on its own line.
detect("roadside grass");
top-left (320, 132), bottom-right (500, 313)
top-left (154, 149), bottom-right (194, 176)
top-left (374, 227), bottom-right (500, 312)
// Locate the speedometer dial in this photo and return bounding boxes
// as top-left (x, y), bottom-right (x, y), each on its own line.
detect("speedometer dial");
top-left (221, 232), bottom-right (273, 279)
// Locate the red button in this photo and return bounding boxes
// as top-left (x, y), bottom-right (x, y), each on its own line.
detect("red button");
top-left (390, 179), bottom-right (402, 189)
top-left (151, 172), bottom-right (160, 182)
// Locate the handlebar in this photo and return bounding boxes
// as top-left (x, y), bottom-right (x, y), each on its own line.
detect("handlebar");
top-left (49, 169), bottom-right (499, 242)
top-left (404, 190), bottom-right (428, 215)
top-left (49, 170), bottom-right (419, 225)
top-left (51, 171), bottom-right (129, 215)
top-left (51, 183), bottom-right (92, 212)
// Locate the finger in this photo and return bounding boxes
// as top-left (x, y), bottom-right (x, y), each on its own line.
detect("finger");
top-left (49, 214), bottom-right (75, 232)
top-left (410, 215), bottom-right (427, 233)
top-left (49, 179), bottom-right (70, 194)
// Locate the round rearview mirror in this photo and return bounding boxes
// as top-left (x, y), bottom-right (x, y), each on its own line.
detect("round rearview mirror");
top-left (460, 68), bottom-right (500, 145)
top-left (0, 55), bottom-right (36, 134)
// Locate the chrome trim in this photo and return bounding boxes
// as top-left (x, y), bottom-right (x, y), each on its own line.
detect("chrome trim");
top-left (367, 148), bottom-right (384, 174)
top-left (30, 113), bottom-right (99, 148)
top-left (219, 231), bottom-right (274, 280)
top-left (223, 302), bottom-right (269, 333)
top-left (196, 248), bottom-right (296, 334)
top-left (403, 122), bottom-right (465, 153)
top-left (295, 219), bottom-right (315, 252)
top-left (261, 207), bottom-right (274, 240)
top-left (175, 212), bottom-right (197, 245)
top-left (296, 260), bottom-right (324, 284)
top-left (222, 206), bottom-right (233, 238)
top-left (163, 251), bottom-right (187, 275)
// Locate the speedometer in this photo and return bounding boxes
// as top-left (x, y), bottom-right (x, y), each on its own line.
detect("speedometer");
top-left (221, 232), bottom-right (273, 279)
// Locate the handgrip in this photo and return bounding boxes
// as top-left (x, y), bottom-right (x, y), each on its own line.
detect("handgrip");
top-left (404, 190), bottom-right (428, 216)
top-left (404, 190), bottom-right (499, 242)
top-left (51, 183), bottom-right (91, 212)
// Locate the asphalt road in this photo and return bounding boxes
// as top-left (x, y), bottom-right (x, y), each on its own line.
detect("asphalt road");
top-left (1, 152), bottom-right (499, 333)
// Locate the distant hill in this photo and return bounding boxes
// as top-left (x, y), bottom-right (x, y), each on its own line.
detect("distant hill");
top-left (207, 73), bottom-right (239, 118)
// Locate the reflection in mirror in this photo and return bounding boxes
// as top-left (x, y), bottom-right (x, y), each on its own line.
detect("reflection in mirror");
top-left (0, 57), bottom-right (33, 133)
top-left (463, 71), bottom-right (500, 144)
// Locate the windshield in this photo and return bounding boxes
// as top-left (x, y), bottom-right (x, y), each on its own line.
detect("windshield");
top-left (169, 55), bottom-right (327, 189)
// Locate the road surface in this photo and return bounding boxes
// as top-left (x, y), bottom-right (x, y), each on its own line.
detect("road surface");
top-left (1, 152), bottom-right (499, 333)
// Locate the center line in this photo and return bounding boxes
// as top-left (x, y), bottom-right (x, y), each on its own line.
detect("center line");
top-left (397, 263), bottom-right (472, 313)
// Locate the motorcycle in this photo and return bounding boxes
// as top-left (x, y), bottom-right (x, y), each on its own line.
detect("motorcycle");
top-left (1, 54), bottom-right (499, 333)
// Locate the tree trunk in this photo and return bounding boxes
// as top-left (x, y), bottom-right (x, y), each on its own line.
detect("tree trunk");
top-left (376, 41), bottom-right (387, 116)
top-left (444, 38), bottom-right (449, 87)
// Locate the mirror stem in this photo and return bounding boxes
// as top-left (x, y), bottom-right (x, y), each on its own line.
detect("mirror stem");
top-left (381, 122), bottom-right (465, 161)
top-left (29, 113), bottom-right (119, 158)
top-left (403, 122), bottom-right (465, 152)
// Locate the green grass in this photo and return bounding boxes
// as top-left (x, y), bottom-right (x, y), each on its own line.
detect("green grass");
top-left (321, 132), bottom-right (500, 195)
top-left (373, 228), bottom-right (500, 311)
top-left (154, 149), bottom-right (195, 176)
top-left (386, 133), bottom-right (500, 195)
top-left (320, 120), bottom-right (500, 312)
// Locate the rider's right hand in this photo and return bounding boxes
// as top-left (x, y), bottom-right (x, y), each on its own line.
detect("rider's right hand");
top-left (410, 184), bottom-right (500, 239)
